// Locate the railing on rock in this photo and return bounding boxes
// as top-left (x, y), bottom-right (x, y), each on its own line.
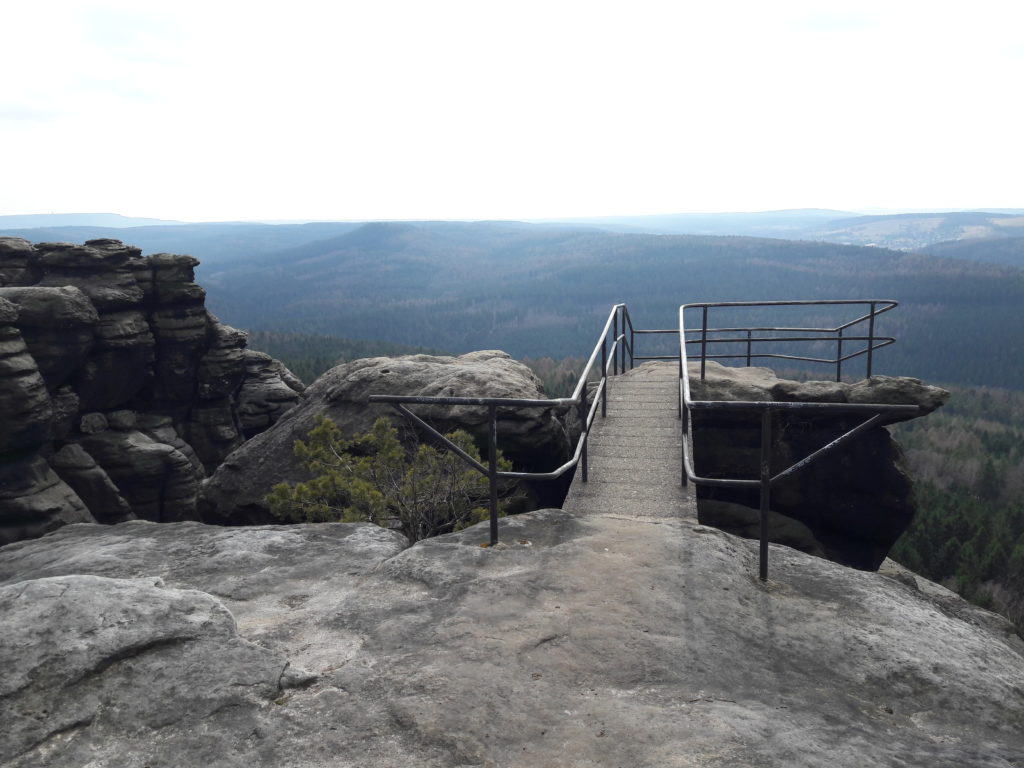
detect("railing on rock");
top-left (683, 299), bottom-right (898, 382)
top-left (678, 300), bottom-right (919, 581)
top-left (369, 304), bottom-right (636, 546)
top-left (370, 299), bottom-right (915, 583)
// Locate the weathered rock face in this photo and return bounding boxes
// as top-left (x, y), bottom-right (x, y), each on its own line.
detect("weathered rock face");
top-left (688, 361), bottom-right (949, 570)
top-left (201, 350), bottom-right (573, 525)
top-left (0, 238), bottom-right (303, 545)
top-left (0, 574), bottom-right (310, 767)
top-left (0, 513), bottom-right (1020, 766)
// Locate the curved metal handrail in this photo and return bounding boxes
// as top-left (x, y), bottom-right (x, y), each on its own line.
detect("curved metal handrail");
top-left (364, 298), bottom-right (911, 565)
top-left (369, 303), bottom-right (635, 544)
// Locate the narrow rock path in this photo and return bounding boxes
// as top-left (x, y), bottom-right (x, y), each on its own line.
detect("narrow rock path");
top-left (562, 364), bottom-right (696, 520)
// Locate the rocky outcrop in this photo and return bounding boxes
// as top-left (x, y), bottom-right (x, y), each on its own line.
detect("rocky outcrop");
top-left (236, 350), bottom-right (309, 439)
top-left (0, 574), bottom-right (312, 767)
top-left (688, 361), bottom-right (949, 570)
top-left (0, 512), bottom-right (1020, 766)
top-left (200, 351), bottom-right (572, 525)
top-left (0, 238), bottom-right (303, 545)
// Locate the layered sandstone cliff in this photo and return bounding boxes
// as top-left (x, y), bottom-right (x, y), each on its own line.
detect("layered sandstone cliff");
top-left (0, 238), bottom-right (303, 544)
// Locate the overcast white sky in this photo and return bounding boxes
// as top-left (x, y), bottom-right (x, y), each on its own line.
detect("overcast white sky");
top-left (2, 1), bottom-right (1023, 222)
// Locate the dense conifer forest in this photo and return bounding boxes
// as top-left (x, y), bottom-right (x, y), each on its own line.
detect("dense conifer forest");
top-left (890, 385), bottom-right (1024, 629)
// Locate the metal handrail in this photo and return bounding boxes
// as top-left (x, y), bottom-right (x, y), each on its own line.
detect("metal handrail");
top-left (678, 300), bottom-right (918, 581)
top-left (683, 299), bottom-right (898, 382)
top-left (369, 303), bottom-right (636, 545)
top-left (364, 298), bottom-right (914, 575)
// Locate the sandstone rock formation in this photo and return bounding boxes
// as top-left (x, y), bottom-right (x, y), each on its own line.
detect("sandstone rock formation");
top-left (0, 238), bottom-right (303, 545)
top-left (0, 512), bottom-right (1020, 766)
top-left (687, 361), bottom-right (949, 570)
top-left (0, 574), bottom-right (312, 767)
top-left (200, 351), bottom-right (572, 525)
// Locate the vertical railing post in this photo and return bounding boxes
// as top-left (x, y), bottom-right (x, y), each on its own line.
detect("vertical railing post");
top-left (680, 399), bottom-right (688, 487)
top-left (835, 327), bottom-right (844, 382)
top-left (700, 306), bottom-right (709, 380)
top-left (612, 310), bottom-right (619, 376)
top-left (579, 389), bottom-right (589, 482)
top-left (623, 307), bottom-right (629, 372)
top-left (866, 302), bottom-right (876, 378)
top-left (488, 404), bottom-right (499, 546)
top-left (745, 329), bottom-right (752, 367)
top-left (622, 311), bottom-right (630, 374)
top-left (601, 340), bottom-right (608, 418)
top-left (759, 408), bottom-right (772, 582)
top-left (677, 354), bottom-right (683, 418)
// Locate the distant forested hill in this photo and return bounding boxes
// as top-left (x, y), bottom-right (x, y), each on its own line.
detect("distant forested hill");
top-left (245, 331), bottom-right (437, 385)
top-left (186, 221), bottom-right (1024, 390)
top-left (544, 210), bottom-right (1024, 251)
top-left (5, 218), bottom-right (1023, 389)
top-left (804, 211), bottom-right (1024, 250)
top-left (918, 236), bottom-right (1024, 269)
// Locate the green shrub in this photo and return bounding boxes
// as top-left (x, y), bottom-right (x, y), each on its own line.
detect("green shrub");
top-left (267, 416), bottom-right (513, 542)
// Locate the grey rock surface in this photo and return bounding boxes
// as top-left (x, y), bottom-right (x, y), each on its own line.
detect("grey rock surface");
top-left (0, 574), bottom-right (301, 768)
top-left (691, 361), bottom-right (949, 422)
top-left (685, 361), bottom-right (949, 569)
top-left (0, 239), bottom-right (303, 544)
top-left (201, 351), bottom-right (570, 525)
top-left (0, 512), bottom-right (1021, 767)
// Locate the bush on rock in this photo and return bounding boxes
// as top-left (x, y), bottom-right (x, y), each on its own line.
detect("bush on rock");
top-left (267, 416), bottom-right (514, 542)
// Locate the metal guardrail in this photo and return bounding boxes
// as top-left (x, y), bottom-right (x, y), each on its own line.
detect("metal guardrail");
top-left (678, 300), bottom-right (919, 581)
top-left (368, 299), bottom-right (914, 581)
top-left (683, 299), bottom-right (899, 382)
top-left (369, 304), bottom-right (636, 545)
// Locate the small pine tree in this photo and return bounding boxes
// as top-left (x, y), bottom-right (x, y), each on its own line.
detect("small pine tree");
top-left (267, 416), bottom-right (513, 542)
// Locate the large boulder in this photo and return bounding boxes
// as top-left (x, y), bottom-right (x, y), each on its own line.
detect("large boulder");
top-left (201, 351), bottom-right (571, 525)
top-left (0, 513), bottom-right (1020, 766)
top-left (687, 361), bottom-right (949, 569)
